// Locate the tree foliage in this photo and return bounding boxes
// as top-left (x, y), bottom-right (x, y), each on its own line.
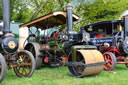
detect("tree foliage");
top-left (0, 0), bottom-right (128, 31)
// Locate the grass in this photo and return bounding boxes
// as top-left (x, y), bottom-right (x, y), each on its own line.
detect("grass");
top-left (1, 64), bottom-right (128, 85)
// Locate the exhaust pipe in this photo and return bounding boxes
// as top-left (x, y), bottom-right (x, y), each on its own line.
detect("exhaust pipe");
top-left (66, 6), bottom-right (73, 32)
top-left (123, 16), bottom-right (128, 39)
top-left (2, 0), bottom-right (10, 33)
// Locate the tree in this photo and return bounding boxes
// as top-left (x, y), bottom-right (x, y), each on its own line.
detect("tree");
top-left (72, 0), bottom-right (128, 30)
top-left (30, 0), bottom-right (48, 20)
top-left (0, 0), bottom-right (128, 31)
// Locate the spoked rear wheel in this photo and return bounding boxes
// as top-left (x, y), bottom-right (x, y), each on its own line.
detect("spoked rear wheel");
top-left (0, 54), bottom-right (6, 82)
top-left (103, 52), bottom-right (117, 71)
top-left (14, 50), bottom-right (35, 77)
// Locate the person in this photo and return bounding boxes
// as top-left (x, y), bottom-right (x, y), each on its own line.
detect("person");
top-left (96, 29), bottom-right (103, 38)
top-left (51, 31), bottom-right (58, 37)
top-left (80, 27), bottom-right (90, 42)
top-left (96, 33), bottom-right (102, 38)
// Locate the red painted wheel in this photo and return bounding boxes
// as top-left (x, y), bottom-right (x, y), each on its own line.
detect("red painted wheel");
top-left (103, 52), bottom-right (117, 71)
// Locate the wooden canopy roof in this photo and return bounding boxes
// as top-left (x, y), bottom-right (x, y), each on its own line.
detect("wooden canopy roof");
top-left (20, 11), bottom-right (79, 30)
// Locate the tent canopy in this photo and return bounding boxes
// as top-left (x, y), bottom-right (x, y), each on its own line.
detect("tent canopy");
top-left (20, 11), bottom-right (79, 30)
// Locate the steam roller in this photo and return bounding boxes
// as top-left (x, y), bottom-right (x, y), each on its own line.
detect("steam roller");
top-left (67, 49), bottom-right (104, 77)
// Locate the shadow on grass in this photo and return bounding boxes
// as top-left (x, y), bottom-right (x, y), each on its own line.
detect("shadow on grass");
top-left (3, 69), bottom-right (22, 82)
top-left (115, 64), bottom-right (128, 71)
top-left (39, 65), bottom-right (67, 70)
top-left (39, 65), bottom-right (100, 79)
top-left (66, 71), bottom-right (97, 79)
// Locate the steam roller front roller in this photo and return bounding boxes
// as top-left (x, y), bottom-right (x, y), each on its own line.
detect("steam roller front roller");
top-left (67, 50), bottom-right (105, 77)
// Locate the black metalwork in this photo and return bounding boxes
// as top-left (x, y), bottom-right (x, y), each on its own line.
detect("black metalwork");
top-left (66, 62), bottom-right (106, 67)
top-left (0, 0), bottom-right (36, 82)
top-left (67, 6), bottom-right (73, 32)
top-left (2, 0), bottom-right (10, 33)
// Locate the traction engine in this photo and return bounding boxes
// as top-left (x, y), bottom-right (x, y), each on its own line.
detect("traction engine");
top-left (23, 6), bottom-right (105, 77)
top-left (0, 0), bottom-right (35, 82)
top-left (101, 16), bottom-right (128, 71)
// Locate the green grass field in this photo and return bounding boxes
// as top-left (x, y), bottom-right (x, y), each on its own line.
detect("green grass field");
top-left (0, 64), bottom-right (128, 85)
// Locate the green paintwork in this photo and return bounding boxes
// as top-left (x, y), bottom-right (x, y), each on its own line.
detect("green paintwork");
top-left (47, 38), bottom-right (57, 46)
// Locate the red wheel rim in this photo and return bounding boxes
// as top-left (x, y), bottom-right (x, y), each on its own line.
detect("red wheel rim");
top-left (103, 53), bottom-right (113, 70)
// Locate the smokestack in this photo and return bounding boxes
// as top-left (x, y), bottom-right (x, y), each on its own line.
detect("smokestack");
top-left (123, 15), bottom-right (128, 38)
top-left (2, 0), bottom-right (10, 33)
top-left (66, 6), bottom-right (73, 32)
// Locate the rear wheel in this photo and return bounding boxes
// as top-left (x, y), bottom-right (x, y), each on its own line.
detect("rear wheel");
top-left (14, 50), bottom-right (35, 77)
top-left (0, 54), bottom-right (6, 82)
top-left (103, 52), bottom-right (117, 71)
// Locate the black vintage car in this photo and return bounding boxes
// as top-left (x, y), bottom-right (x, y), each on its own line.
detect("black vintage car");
top-left (83, 20), bottom-right (123, 49)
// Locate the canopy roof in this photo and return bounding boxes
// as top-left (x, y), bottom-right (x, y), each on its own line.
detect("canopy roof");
top-left (82, 20), bottom-right (124, 35)
top-left (20, 11), bottom-right (79, 30)
top-left (83, 20), bottom-right (123, 31)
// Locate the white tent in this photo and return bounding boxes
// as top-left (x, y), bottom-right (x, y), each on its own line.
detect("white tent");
top-left (120, 10), bottom-right (128, 17)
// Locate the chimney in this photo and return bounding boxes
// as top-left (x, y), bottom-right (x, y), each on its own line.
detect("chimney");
top-left (66, 6), bottom-right (73, 32)
top-left (123, 15), bottom-right (128, 38)
top-left (2, 0), bottom-right (10, 33)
